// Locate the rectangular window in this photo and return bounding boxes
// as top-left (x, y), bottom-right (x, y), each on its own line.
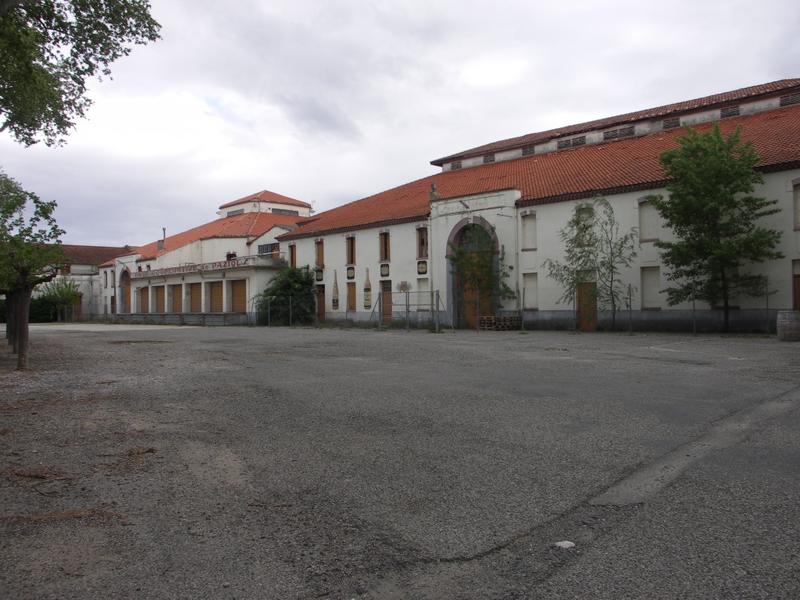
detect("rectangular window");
top-left (347, 282), bottom-right (356, 311)
top-left (289, 245), bottom-right (296, 268)
top-left (639, 200), bottom-right (661, 242)
top-left (483, 154), bottom-right (495, 164)
top-left (780, 93), bottom-right (800, 107)
top-left (346, 236), bottom-right (356, 265)
top-left (641, 267), bottom-right (661, 310)
top-left (522, 273), bottom-right (538, 309)
top-left (522, 145), bottom-right (536, 156)
top-left (104, 271), bottom-right (108, 288)
top-left (416, 228), bottom-right (428, 259)
top-left (521, 214), bottom-right (537, 249)
top-left (662, 117), bottom-right (680, 130)
top-left (258, 243), bottom-right (280, 255)
top-left (272, 208), bottom-right (299, 216)
top-left (450, 161), bottom-right (462, 170)
top-left (226, 209), bottom-right (245, 217)
top-left (720, 105), bottom-right (740, 118)
top-left (315, 239), bottom-right (324, 268)
top-left (379, 231), bottom-right (390, 262)
top-left (794, 183), bottom-right (800, 229)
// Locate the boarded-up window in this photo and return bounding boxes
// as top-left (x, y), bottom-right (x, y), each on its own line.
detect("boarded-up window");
top-left (523, 273), bottom-right (538, 309)
top-left (417, 278), bottom-right (430, 310)
top-left (170, 284), bottom-right (182, 313)
top-left (794, 184), bottom-right (800, 228)
top-left (347, 282), bottom-right (356, 311)
top-left (289, 245), bottom-right (296, 268)
top-left (153, 286), bottom-right (165, 313)
top-left (641, 267), bottom-right (661, 309)
top-left (315, 240), bottom-right (324, 267)
top-left (639, 200), bottom-right (661, 241)
top-left (521, 214), bottom-right (537, 249)
top-left (346, 236), bottom-right (356, 265)
top-left (189, 283), bottom-right (202, 312)
top-left (209, 281), bottom-right (223, 313)
top-left (417, 228), bottom-right (428, 259)
top-left (379, 231), bottom-right (390, 262)
top-left (139, 287), bottom-right (149, 313)
top-left (231, 280), bottom-right (247, 312)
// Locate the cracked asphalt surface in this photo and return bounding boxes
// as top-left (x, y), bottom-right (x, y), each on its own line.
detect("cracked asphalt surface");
top-left (1, 324), bottom-right (799, 599)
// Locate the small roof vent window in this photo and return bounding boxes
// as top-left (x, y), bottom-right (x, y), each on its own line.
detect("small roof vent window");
top-left (557, 135), bottom-right (586, 150)
top-left (662, 117), bottom-right (680, 130)
top-left (522, 145), bottom-right (536, 156)
top-left (720, 105), bottom-right (740, 118)
top-left (780, 92), bottom-right (800, 107)
top-left (450, 160), bottom-right (462, 170)
top-left (483, 154), bottom-right (495, 164)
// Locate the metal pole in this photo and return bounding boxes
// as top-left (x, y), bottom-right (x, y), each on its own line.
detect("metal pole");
top-left (692, 285), bottom-right (697, 336)
top-left (406, 291), bottom-right (410, 331)
top-left (267, 298), bottom-right (271, 327)
top-left (764, 276), bottom-right (770, 334)
top-left (628, 283), bottom-right (633, 335)
top-left (521, 287), bottom-right (525, 331)
top-left (289, 295), bottom-right (293, 327)
top-left (435, 290), bottom-right (440, 333)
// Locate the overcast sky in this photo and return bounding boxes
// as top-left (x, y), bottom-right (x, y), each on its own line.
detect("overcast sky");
top-left (2, 0), bottom-right (798, 246)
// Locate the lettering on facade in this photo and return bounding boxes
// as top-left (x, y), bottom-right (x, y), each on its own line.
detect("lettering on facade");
top-left (130, 256), bottom-right (259, 280)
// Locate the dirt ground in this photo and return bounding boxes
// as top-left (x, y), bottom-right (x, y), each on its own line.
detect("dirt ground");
top-left (2, 324), bottom-right (799, 599)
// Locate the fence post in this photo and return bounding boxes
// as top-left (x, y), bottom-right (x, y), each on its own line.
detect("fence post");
top-left (289, 295), bottom-right (293, 327)
top-left (435, 290), bottom-right (440, 333)
top-left (764, 276), bottom-right (770, 334)
top-left (521, 287), bottom-right (525, 331)
top-left (406, 291), bottom-right (410, 331)
top-left (627, 283), bottom-right (633, 335)
top-left (268, 298), bottom-right (271, 327)
top-left (692, 285), bottom-right (697, 336)
top-left (476, 293), bottom-right (480, 333)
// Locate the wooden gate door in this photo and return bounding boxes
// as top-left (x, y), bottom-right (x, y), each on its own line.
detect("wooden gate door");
top-left (381, 280), bottom-right (392, 325)
top-left (209, 282), bottom-right (223, 313)
top-left (347, 282), bottom-right (356, 312)
top-left (230, 280), bottom-right (247, 313)
top-left (153, 286), bottom-right (165, 313)
top-left (316, 285), bottom-right (325, 322)
top-left (170, 284), bottom-right (182, 313)
top-left (189, 283), bottom-right (201, 312)
top-left (139, 287), bottom-right (149, 313)
top-left (576, 282), bottom-right (597, 332)
top-left (793, 269), bottom-right (800, 311)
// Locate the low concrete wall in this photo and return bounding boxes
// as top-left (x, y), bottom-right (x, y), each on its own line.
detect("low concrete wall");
top-left (113, 313), bottom-right (251, 326)
top-left (521, 308), bottom-right (780, 333)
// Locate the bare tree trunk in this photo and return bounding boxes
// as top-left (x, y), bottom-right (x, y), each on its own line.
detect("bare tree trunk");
top-left (7, 292), bottom-right (18, 351)
top-left (16, 288), bottom-right (32, 370)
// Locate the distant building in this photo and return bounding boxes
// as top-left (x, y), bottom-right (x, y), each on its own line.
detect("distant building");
top-left (279, 79), bottom-right (800, 331)
top-left (100, 190), bottom-right (311, 324)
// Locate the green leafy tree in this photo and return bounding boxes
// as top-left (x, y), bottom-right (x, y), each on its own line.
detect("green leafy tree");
top-left (594, 198), bottom-right (638, 329)
top-left (544, 199), bottom-right (637, 330)
top-left (0, 0), bottom-right (161, 145)
top-left (648, 125), bottom-right (783, 332)
top-left (0, 171), bottom-right (64, 368)
top-left (38, 277), bottom-right (80, 321)
top-left (256, 267), bottom-right (316, 326)
top-left (448, 225), bottom-right (515, 326)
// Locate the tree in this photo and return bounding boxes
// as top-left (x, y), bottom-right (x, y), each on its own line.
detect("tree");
top-left (0, 171), bottom-right (64, 369)
top-left (648, 125), bottom-right (783, 333)
top-left (594, 198), bottom-right (638, 329)
top-left (0, 0), bottom-right (161, 146)
top-left (38, 277), bottom-right (80, 321)
top-left (544, 199), bottom-right (637, 330)
top-left (256, 267), bottom-right (316, 326)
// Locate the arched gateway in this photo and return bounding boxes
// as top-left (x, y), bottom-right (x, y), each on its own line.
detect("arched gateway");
top-left (119, 269), bottom-right (131, 313)
top-left (446, 216), bottom-right (500, 329)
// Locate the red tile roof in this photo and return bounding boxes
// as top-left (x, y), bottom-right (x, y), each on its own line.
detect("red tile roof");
top-left (431, 79), bottom-right (800, 165)
top-left (218, 189), bottom-right (311, 210)
top-left (58, 244), bottom-right (133, 266)
top-left (135, 212), bottom-right (303, 261)
top-left (281, 104), bottom-right (800, 240)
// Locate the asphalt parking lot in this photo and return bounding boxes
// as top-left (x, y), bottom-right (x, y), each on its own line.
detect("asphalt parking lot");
top-left (2, 324), bottom-right (799, 599)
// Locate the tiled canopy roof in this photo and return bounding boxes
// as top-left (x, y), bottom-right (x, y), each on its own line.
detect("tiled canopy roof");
top-left (281, 103), bottom-right (800, 240)
top-left (218, 189), bottom-right (311, 210)
top-left (135, 212), bottom-right (303, 261)
top-left (59, 244), bottom-right (132, 265)
top-left (431, 78), bottom-right (800, 166)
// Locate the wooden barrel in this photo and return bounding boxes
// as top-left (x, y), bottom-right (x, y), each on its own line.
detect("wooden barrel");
top-left (777, 310), bottom-right (800, 341)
